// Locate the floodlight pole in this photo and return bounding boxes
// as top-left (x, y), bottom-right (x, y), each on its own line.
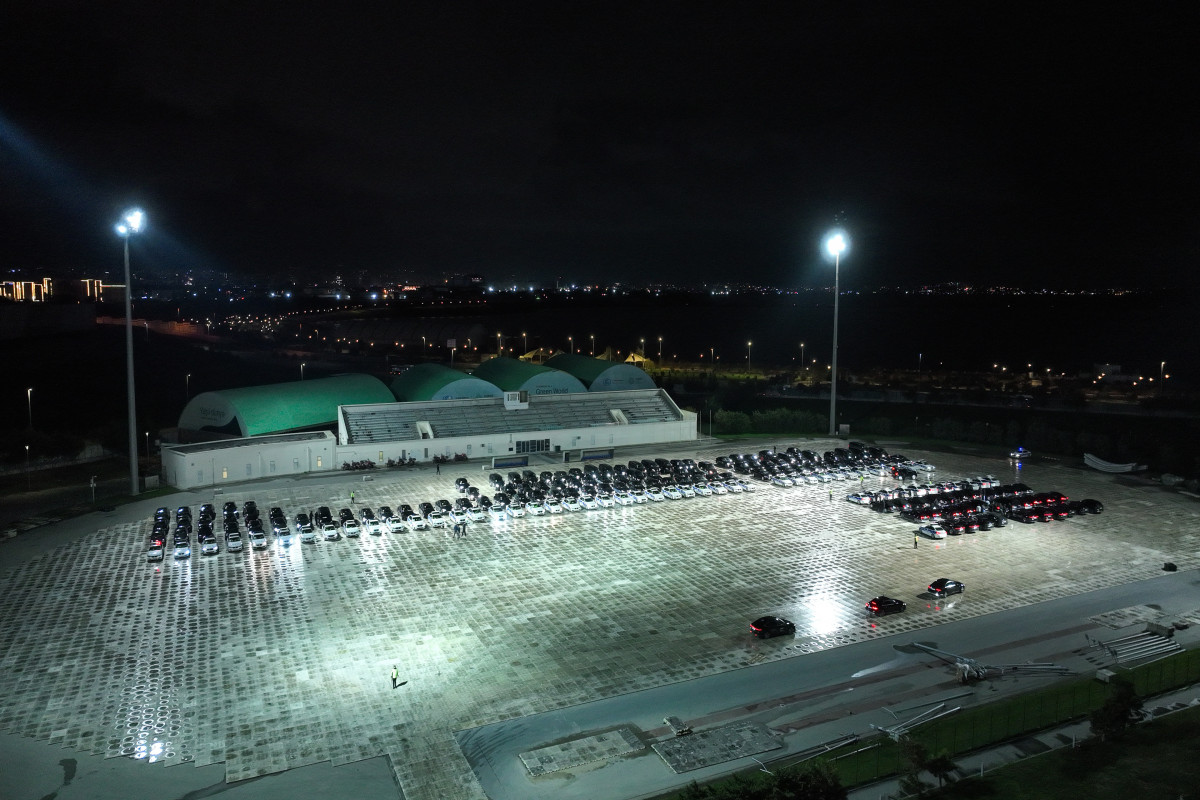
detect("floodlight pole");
top-left (119, 214), bottom-right (142, 495)
top-left (825, 231), bottom-right (847, 436)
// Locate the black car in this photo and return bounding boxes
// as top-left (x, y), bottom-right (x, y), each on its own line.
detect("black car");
top-left (1080, 498), bottom-right (1104, 514)
top-left (750, 616), bottom-right (795, 639)
top-left (928, 578), bottom-right (965, 598)
top-left (455, 477), bottom-right (470, 493)
top-left (866, 596), bottom-right (907, 616)
top-left (338, 507), bottom-right (354, 523)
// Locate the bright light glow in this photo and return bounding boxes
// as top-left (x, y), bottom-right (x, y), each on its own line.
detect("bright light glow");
top-left (824, 230), bottom-right (848, 259)
top-left (115, 207), bottom-right (145, 237)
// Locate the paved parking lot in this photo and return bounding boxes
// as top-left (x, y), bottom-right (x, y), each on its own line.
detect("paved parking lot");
top-left (1, 439), bottom-right (1197, 799)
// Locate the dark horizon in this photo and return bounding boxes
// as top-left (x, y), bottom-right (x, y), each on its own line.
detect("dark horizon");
top-left (2, 4), bottom-right (1197, 291)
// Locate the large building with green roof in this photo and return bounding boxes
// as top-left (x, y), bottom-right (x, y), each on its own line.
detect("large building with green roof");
top-left (178, 374), bottom-right (394, 438)
top-left (544, 353), bottom-right (656, 391)
top-left (389, 363), bottom-right (503, 402)
top-left (471, 356), bottom-right (587, 395)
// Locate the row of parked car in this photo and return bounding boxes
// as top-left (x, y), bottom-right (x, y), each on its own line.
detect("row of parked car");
top-left (843, 477), bottom-right (1104, 539)
top-left (717, 443), bottom-right (933, 487)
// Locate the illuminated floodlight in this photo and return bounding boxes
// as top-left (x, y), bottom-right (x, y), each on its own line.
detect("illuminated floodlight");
top-left (115, 207), bottom-right (145, 237)
top-left (824, 230), bottom-right (848, 260)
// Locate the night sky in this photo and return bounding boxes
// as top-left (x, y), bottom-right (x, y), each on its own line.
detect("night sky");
top-left (2, 3), bottom-right (1196, 289)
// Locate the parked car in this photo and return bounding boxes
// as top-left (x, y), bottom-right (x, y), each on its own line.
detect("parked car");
top-left (146, 545), bottom-right (164, 562)
top-left (928, 578), bottom-right (965, 597)
top-left (918, 523), bottom-right (948, 540)
top-left (865, 596), bottom-right (907, 616)
top-left (200, 536), bottom-right (220, 556)
top-left (249, 531), bottom-right (269, 550)
top-left (225, 531), bottom-right (244, 552)
top-left (299, 526), bottom-right (319, 544)
top-left (750, 616), bottom-right (795, 639)
top-left (321, 523), bottom-right (341, 541)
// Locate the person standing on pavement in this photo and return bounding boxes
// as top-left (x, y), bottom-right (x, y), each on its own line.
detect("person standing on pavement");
top-left (914, 533), bottom-right (919, 549)
top-left (391, 665), bottom-right (399, 688)
top-left (350, 490), bottom-right (355, 504)
top-left (436, 462), bottom-right (440, 475)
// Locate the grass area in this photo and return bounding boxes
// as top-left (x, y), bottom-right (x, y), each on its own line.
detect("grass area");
top-left (926, 705), bottom-right (1200, 799)
top-left (656, 649), bottom-right (1200, 799)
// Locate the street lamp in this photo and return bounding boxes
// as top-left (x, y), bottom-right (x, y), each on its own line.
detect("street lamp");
top-left (746, 341), bottom-right (752, 371)
top-left (522, 332), bottom-right (528, 353)
top-left (640, 337), bottom-right (645, 356)
top-left (115, 207), bottom-right (145, 495)
top-left (800, 343), bottom-right (805, 371)
top-left (658, 336), bottom-right (663, 362)
top-left (185, 373), bottom-right (191, 400)
top-left (300, 362), bottom-right (306, 381)
top-left (497, 332), bottom-right (502, 356)
top-left (1160, 361), bottom-right (1166, 396)
top-left (145, 431), bottom-right (150, 467)
top-left (26, 387), bottom-right (33, 430)
top-left (590, 334), bottom-right (595, 356)
top-left (823, 229), bottom-right (848, 436)
top-left (25, 444), bottom-right (30, 491)
top-left (568, 335), bottom-right (573, 354)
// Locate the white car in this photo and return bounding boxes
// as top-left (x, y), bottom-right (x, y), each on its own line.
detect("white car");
top-left (545, 498), bottom-right (564, 514)
top-left (845, 492), bottom-right (872, 505)
top-left (404, 513), bottom-right (428, 531)
top-left (918, 523), bottom-right (948, 540)
top-left (708, 482), bottom-right (729, 495)
top-left (734, 479), bottom-right (755, 492)
top-left (173, 543), bottom-right (192, 560)
top-left (509, 503), bottom-right (527, 518)
top-left (679, 484), bottom-right (696, 498)
top-left (693, 483), bottom-right (712, 497)
top-left (449, 508), bottom-right (470, 524)
top-left (645, 487), bottom-right (664, 502)
top-left (487, 504), bottom-right (509, 521)
top-left (250, 531), bottom-right (269, 550)
top-left (663, 485), bottom-right (683, 500)
top-left (300, 527), bottom-right (319, 543)
top-left (386, 517), bottom-right (407, 533)
top-left (614, 491), bottom-right (636, 506)
top-left (526, 501), bottom-right (547, 516)
top-left (723, 481), bottom-right (744, 493)
top-left (579, 495), bottom-right (599, 510)
top-left (562, 496), bottom-right (582, 512)
top-left (597, 493), bottom-right (616, 508)
top-left (365, 518), bottom-right (384, 535)
top-left (321, 523), bottom-right (341, 541)
top-left (342, 519), bottom-right (361, 537)
top-left (467, 505), bottom-right (487, 522)
top-left (200, 537), bottom-right (220, 556)
top-left (146, 546), bottom-right (164, 562)
top-left (226, 532), bottom-right (245, 552)
top-left (426, 511), bottom-right (448, 528)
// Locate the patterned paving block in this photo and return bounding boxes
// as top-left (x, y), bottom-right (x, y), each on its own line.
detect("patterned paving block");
top-left (0, 443), bottom-right (1197, 800)
top-left (519, 727), bottom-right (643, 775)
top-left (652, 721), bottom-right (782, 772)
top-left (1089, 605), bottom-right (1166, 629)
